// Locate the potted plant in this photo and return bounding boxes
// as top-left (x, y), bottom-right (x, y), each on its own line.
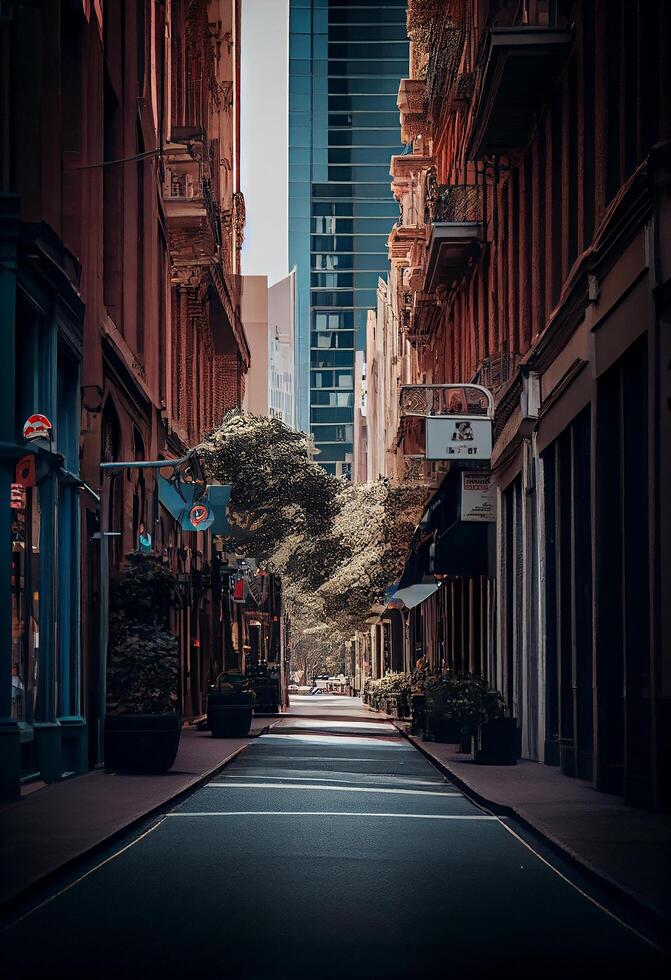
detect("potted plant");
top-left (410, 666), bottom-right (430, 735)
top-left (207, 671), bottom-right (256, 736)
top-left (105, 555), bottom-right (181, 774)
top-left (424, 673), bottom-right (465, 743)
top-left (377, 671), bottom-right (411, 718)
top-left (474, 690), bottom-right (520, 765)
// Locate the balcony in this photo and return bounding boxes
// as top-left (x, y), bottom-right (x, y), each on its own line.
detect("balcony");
top-left (390, 154), bottom-right (434, 212)
top-left (387, 222), bottom-right (427, 263)
top-left (397, 78), bottom-right (428, 144)
top-left (467, 26), bottom-right (573, 159)
top-left (423, 183), bottom-right (483, 293)
top-left (400, 455), bottom-right (448, 490)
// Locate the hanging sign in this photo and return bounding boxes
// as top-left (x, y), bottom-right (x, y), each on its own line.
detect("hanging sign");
top-left (461, 472), bottom-right (496, 522)
top-left (23, 414), bottom-right (53, 442)
top-left (15, 454), bottom-right (36, 487)
top-left (188, 502), bottom-right (214, 531)
top-left (425, 416), bottom-right (492, 460)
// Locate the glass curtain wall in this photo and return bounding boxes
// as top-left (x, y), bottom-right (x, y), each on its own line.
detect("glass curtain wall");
top-left (289, 0), bottom-right (407, 476)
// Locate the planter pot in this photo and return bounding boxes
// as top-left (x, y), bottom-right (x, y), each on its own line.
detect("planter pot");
top-left (426, 714), bottom-right (463, 743)
top-left (104, 712), bottom-right (181, 774)
top-left (410, 694), bottom-right (426, 735)
top-left (474, 718), bottom-right (521, 765)
top-left (251, 678), bottom-right (279, 714)
top-left (207, 692), bottom-right (254, 737)
top-left (459, 731), bottom-right (473, 754)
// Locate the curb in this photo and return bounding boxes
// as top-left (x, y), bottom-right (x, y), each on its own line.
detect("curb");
top-left (394, 722), bottom-right (671, 944)
top-left (0, 726), bottom-right (269, 923)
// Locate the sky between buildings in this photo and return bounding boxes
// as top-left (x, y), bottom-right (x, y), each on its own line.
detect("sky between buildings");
top-left (240, 0), bottom-right (290, 285)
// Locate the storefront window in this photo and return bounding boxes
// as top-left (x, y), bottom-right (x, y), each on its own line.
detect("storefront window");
top-left (11, 484), bottom-right (41, 723)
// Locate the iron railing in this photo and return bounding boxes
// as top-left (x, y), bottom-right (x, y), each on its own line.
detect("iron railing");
top-left (424, 177), bottom-right (483, 225)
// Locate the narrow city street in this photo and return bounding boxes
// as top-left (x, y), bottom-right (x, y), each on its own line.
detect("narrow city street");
top-left (3, 702), bottom-right (663, 980)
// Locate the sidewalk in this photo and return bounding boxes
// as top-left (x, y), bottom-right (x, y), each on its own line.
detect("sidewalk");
top-left (0, 720), bottom-right (268, 910)
top-left (400, 729), bottom-right (671, 928)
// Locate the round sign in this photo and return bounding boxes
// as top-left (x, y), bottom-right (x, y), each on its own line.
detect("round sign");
top-left (188, 502), bottom-right (214, 530)
top-left (23, 414), bottom-right (53, 442)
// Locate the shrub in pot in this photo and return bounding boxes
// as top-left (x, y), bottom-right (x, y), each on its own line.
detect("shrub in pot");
top-left (424, 672), bottom-right (477, 743)
top-left (378, 672), bottom-right (411, 717)
top-left (105, 555), bottom-right (180, 774)
top-left (207, 671), bottom-right (255, 737)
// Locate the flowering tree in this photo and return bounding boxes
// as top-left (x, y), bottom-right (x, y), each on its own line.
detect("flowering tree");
top-left (199, 411), bottom-right (426, 637)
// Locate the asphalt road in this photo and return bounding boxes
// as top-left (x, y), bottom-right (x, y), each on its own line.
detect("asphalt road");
top-left (3, 717), bottom-right (665, 979)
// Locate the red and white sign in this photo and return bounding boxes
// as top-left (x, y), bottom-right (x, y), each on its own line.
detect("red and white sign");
top-left (10, 484), bottom-right (26, 510)
top-left (23, 414), bottom-right (53, 442)
top-left (188, 502), bottom-right (214, 530)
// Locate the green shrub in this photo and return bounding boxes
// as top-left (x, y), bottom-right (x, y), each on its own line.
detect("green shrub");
top-left (107, 555), bottom-right (179, 716)
top-left (425, 672), bottom-right (507, 730)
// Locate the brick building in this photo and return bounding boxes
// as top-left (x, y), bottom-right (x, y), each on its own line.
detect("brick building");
top-left (0, 0), bottom-right (249, 799)
top-left (356, 0), bottom-right (671, 811)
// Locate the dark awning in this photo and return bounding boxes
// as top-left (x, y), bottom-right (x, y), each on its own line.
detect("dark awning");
top-left (432, 520), bottom-right (491, 578)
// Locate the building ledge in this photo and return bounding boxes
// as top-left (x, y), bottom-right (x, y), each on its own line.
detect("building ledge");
top-left (424, 223), bottom-right (482, 293)
top-left (467, 27), bottom-right (573, 159)
top-left (389, 153), bottom-right (433, 180)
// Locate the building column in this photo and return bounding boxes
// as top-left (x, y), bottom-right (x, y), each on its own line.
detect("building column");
top-left (0, 197), bottom-right (20, 800)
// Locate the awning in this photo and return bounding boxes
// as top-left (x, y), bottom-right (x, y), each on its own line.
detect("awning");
top-left (397, 536), bottom-right (433, 590)
top-left (393, 583), bottom-right (441, 609)
top-left (432, 520), bottom-right (491, 578)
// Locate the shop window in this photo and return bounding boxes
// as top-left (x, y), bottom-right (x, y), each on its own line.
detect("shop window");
top-left (11, 484), bottom-right (41, 725)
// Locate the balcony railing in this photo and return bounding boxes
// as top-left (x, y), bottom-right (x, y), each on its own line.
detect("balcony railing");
top-left (421, 178), bottom-right (484, 292)
top-left (400, 384), bottom-right (494, 419)
top-left (425, 180), bottom-right (483, 226)
top-left (472, 349), bottom-right (520, 394)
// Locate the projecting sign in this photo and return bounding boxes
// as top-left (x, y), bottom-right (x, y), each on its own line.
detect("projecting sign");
top-left (425, 416), bottom-right (492, 461)
top-left (461, 472), bottom-right (496, 522)
top-left (23, 414), bottom-right (53, 442)
top-left (188, 502), bottom-right (214, 530)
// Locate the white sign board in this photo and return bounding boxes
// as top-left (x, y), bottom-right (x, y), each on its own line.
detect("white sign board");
top-left (461, 472), bottom-right (496, 522)
top-left (425, 416), bottom-right (492, 461)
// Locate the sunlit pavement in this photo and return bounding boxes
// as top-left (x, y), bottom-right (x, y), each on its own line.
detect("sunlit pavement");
top-left (3, 714), bottom-right (665, 979)
top-left (285, 692), bottom-right (374, 718)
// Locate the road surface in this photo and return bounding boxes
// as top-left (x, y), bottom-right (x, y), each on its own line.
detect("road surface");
top-left (3, 711), bottom-right (664, 978)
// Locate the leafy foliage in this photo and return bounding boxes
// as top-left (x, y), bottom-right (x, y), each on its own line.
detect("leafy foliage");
top-left (424, 672), bottom-right (507, 729)
top-left (199, 411), bottom-right (426, 638)
top-left (107, 556), bottom-right (179, 716)
top-left (364, 672), bottom-right (412, 716)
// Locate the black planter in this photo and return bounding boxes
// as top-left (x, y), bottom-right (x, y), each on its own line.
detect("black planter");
top-left (474, 717), bottom-right (521, 765)
top-left (104, 712), bottom-right (181, 774)
top-left (426, 714), bottom-right (463, 743)
top-left (207, 692), bottom-right (254, 737)
top-left (411, 694), bottom-right (426, 735)
top-left (251, 676), bottom-right (280, 713)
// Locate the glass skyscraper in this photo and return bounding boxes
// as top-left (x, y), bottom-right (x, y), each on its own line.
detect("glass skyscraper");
top-left (288, 0), bottom-right (408, 477)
